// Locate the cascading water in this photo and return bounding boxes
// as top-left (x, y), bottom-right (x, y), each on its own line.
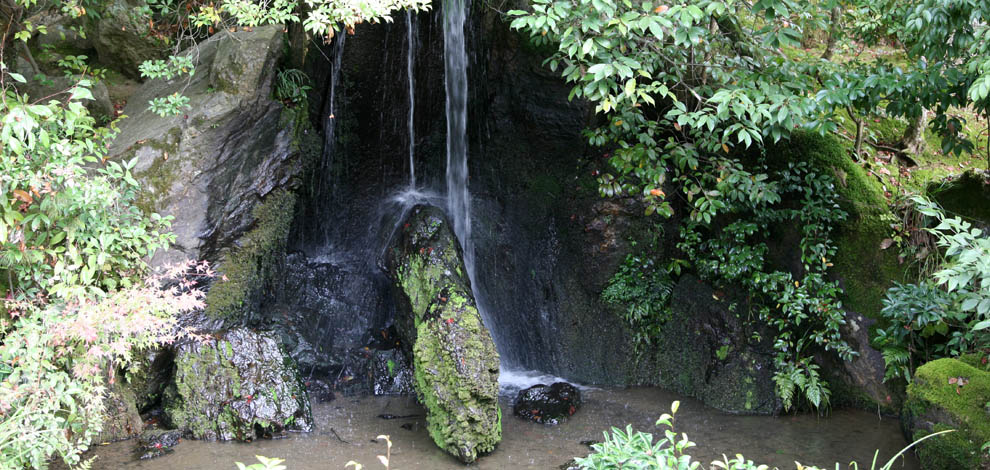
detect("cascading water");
top-left (442, 0), bottom-right (538, 389)
top-left (406, 11), bottom-right (417, 188)
top-left (443, 0), bottom-right (472, 272)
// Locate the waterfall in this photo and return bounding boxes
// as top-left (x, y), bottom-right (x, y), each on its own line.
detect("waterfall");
top-left (443, 0), bottom-right (515, 373)
top-left (444, 0), bottom-right (472, 273)
top-left (406, 11), bottom-right (417, 188)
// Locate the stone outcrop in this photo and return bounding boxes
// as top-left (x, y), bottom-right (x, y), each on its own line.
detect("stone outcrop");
top-left (107, 24), bottom-right (312, 269)
top-left (384, 205), bottom-right (501, 463)
top-left (93, 0), bottom-right (166, 78)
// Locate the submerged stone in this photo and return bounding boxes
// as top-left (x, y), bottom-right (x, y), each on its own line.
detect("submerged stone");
top-left (513, 382), bottom-right (581, 425)
top-left (384, 205), bottom-right (501, 463)
top-left (163, 328), bottom-right (312, 441)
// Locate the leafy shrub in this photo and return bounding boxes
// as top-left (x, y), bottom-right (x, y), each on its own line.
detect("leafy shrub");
top-left (0, 43), bottom-right (202, 469)
top-left (575, 401), bottom-right (699, 470)
top-left (875, 197), bottom-right (990, 382)
top-left (1, 74), bottom-right (173, 301)
top-left (875, 282), bottom-right (967, 382)
top-left (274, 69), bottom-right (312, 106)
top-left (0, 263), bottom-right (208, 469)
top-left (602, 251), bottom-right (673, 353)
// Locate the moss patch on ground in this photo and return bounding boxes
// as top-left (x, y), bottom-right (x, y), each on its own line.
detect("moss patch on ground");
top-left (205, 189), bottom-right (296, 319)
top-left (767, 131), bottom-right (904, 320)
top-left (903, 357), bottom-right (990, 469)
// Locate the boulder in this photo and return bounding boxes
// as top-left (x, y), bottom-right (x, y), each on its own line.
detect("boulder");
top-left (163, 328), bottom-right (313, 441)
top-left (902, 357), bottom-right (990, 470)
top-left (384, 205), bottom-right (501, 463)
top-left (513, 382), bottom-right (581, 425)
top-left (94, 379), bottom-right (144, 443)
top-left (135, 429), bottom-right (181, 460)
top-left (107, 24), bottom-right (310, 269)
top-left (93, 0), bottom-right (166, 78)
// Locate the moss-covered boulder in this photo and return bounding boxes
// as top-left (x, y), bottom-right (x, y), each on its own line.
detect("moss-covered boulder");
top-left (385, 205), bottom-right (501, 463)
top-left (902, 357), bottom-right (990, 470)
top-left (163, 328), bottom-right (312, 441)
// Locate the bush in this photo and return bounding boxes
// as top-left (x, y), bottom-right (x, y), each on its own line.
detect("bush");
top-left (0, 263), bottom-right (208, 469)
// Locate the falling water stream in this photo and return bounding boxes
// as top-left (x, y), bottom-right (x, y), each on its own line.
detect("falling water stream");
top-left (406, 10), bottom-right (417, 188)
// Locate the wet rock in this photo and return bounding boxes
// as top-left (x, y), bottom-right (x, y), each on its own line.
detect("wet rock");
top-left (633, 275), bottom-right (779, 414)
top-left (901, 357), bottom-right (990, 470)
top-left (93, 0), bottom-right (166, 77)
top-left (94, 379), bottom-right (145, 443)
top-left (127, 348), bottom-right (175, 413)
top-left (513, 382), bottom-right (581, 425)
top-left (371, 349), bottom-right (414, 396)
top-left (135, 429), bottom-right (181, 460)
top-left (107, 25), bottom-right (307, 269)
top-left (163, 328), bottom-right (312, 441)
top-left (384, 205), bottom-right (501, 463)
top-left (266, 252), bottom-right (396, 388)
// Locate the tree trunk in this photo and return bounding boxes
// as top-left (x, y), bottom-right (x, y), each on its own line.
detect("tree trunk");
top-left (821, 7), bottom-right (841, 61)
top-left (898, 109), bottom-right (929, 157)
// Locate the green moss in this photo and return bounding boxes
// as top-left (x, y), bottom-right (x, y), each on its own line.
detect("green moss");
top-left (767, 131), bottom-right (904, 319)
top-left (870, 116), bottom-right (908, 145)
top-left (904, 358), bottom-right (990, 469)
top-left (204, 189), bottom-right (297, 319)
top-left (133, 127), bottom-right (183, 215)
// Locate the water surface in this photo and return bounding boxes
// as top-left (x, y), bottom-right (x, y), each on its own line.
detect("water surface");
top-left (83, 387), bottom-right (918, 470)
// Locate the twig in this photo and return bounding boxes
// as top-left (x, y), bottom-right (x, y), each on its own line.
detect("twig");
top-left (330, 427), bottom-right (349, 444)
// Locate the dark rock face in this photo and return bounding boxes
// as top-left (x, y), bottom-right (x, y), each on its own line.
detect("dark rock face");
top-left (136, 429), bottom-right (182, 460)
top-left (513, 382), bottom-right (581, 425)
top-left (633, 275), bottom-right (779, 414)
top-left (163, 328), bottom-right (312, 441)
top-left (93, 0), bottom-right (166, 77)
top-left (384, 205), bottom-right (501, 463)
top-left (94, 380), bottom-right (145, 443)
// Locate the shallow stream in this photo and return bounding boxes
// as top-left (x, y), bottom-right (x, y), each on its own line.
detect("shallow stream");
top-left (84, 386), bottom-right (918, 470)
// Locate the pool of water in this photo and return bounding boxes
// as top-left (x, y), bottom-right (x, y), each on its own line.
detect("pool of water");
top-left (80, 387), bottom-right (919, 470)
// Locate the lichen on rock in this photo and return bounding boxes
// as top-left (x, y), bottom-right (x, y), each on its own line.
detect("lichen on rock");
top-left (163, 328), bottom-right (312, 441)
top-left (385, 205), bottom-right (501, 463)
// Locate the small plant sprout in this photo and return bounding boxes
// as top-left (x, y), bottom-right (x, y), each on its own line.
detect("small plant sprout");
top-left (345, 435), bottom-right (393, 470)
top-left (235, 455), bottom-right (287, 470)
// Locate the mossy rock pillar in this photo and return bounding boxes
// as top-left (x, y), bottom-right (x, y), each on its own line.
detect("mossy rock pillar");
top-left (384, 205), bottom-right (501, 463)
top-left (902, 357), bottom-right (990, 469)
